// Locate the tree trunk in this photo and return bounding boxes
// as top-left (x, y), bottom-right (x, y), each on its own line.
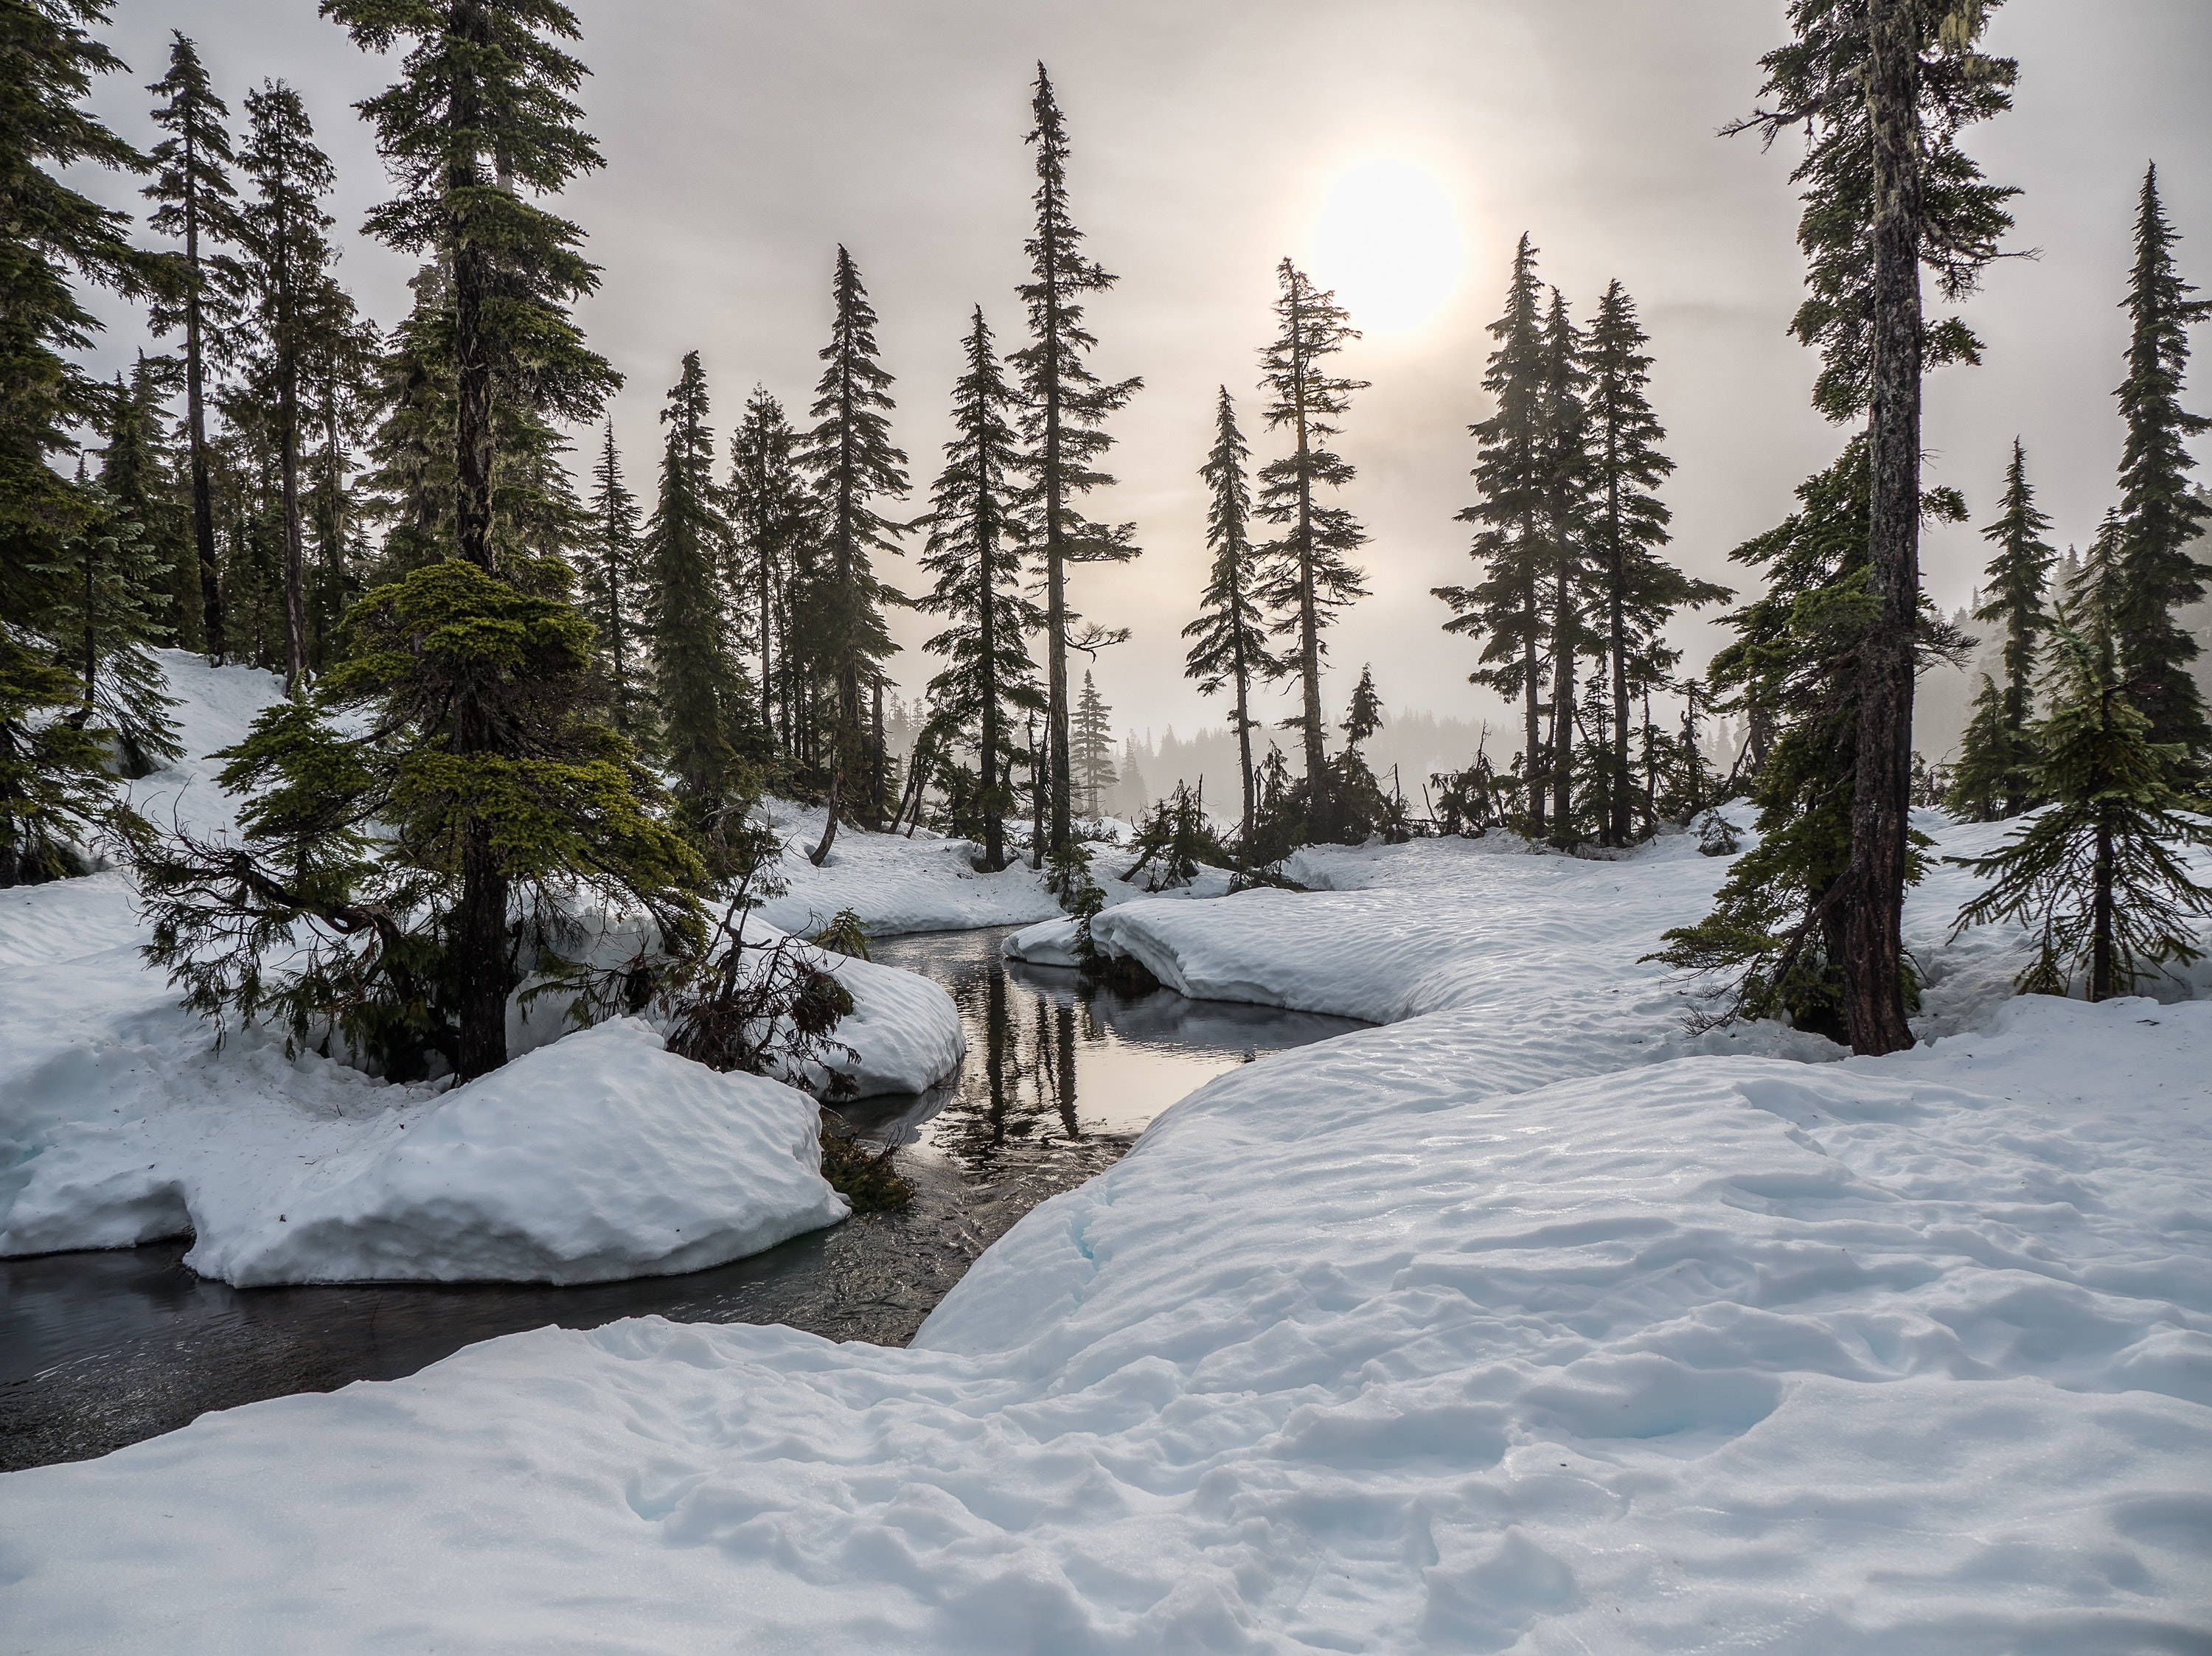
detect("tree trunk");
top-left (1290, 286), bottom-right (1329, 840)
top-left (2090, 812), bottom-right (2114, 1001)
top-left (1234, 639), bottom-right (1255, 857)
top-left (809, 765), bottom-right (841, 867)
top-left (1842, 0), bottom-right (1924, 1057)
top-left (279, 323), bottom-right (307, 697)
top-left (1522, 507), bottom-right (1544, 838)
top-left (449, 0), bottom-right (494, 573)
top-left (1608, 473), bottom-right (1632, 846)
top-left (451, 817), bottom-right (511, 1079)
top-left (978, 509), bottom-right (1002, 870)
top-left (1548, 554), bottom-right (1574, 848)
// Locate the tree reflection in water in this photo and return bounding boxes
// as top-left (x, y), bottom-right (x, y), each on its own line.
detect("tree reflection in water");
top-left (858, 925), bottom-right (1368, 1175)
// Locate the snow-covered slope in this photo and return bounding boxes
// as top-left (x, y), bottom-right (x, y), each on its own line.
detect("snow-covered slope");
top-left (4, 796), bottom-right (2207, 1649)
top-left (0, 653), bottom-right (959, 1282)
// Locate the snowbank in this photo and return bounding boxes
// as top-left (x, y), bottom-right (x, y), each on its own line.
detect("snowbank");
top-left (0, 654), bottom-right (956, 1281)
top-left (2, 992), bottom-right (2205, 1650)
top-left (755, 800), bottom-right (1235, 939)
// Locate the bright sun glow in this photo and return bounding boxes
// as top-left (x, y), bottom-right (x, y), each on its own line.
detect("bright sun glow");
top-left (1310, 158), bottom-right (1467, 338)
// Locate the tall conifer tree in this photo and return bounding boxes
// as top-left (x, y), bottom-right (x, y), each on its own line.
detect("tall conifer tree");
top-left (729, 386), bottom-right (809, 749)
top-left (238, 81), bottom-right (342, 695)
top-left (1012, 65), bottom-right (1141, 865)
top-left (917, 309), bottom-right (1038, 870)
top-left (1254, 258), bottom-right (1369, 842)
top-left (795, 246), bottom-right (906, 855)
top-left (1724, 0), bottom-right (2016, 1054)
top-left (582, 422), bottom-right (641, 734)
top-left (1537, 288), bottom-right (1596, 844)
top-left (1071, 672), bottom-right (1118, 818)
top-left (644, 353), bottom-right (754, 823)
top-left (1954, 437), bottom-right (2055, 816)
top-left (145, 31), bottom-right (243, 664)
top-left (1183, 386), bottom-right (1280, 845)
top-left (322, 0), bottom-right (620, 574)
top-left (1437, 234), bottom-right (1549, 833)
top-left (2111, 163), bottom-right (2211, 762)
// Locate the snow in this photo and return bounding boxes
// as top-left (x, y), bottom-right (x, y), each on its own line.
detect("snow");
top-left (0, 653), bottom-right (960, 1283)
top-left (754, 800), bottom-right (1236, 939)
top-left (6, 796), bottom-right (2210, 1649)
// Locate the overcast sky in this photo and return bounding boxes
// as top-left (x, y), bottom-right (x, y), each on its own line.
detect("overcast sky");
top-left (72, 0), bottom-right (2212, 742)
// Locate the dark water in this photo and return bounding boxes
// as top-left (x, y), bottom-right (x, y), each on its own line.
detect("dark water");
top-left (1, 925), bottom-right (1362, 1471)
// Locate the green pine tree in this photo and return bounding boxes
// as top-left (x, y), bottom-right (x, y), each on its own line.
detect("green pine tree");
top-left (145, 30), bottom-right (243, 664)
top-left (1436, 234), bottom-right (1548, 835)
top-left (139, 559), bottom-right (707, 1081)
top-left (98, 355), bottom-right (199, 653)
top-left (728, 386), bottom-right (810, 754)
top-left (34, 478), bottom-right (182, 778)
top-left (1071, 672), bottom-right (1118, 818)
top-left (1012, 63), bottom-right (1141, 865)
top-left (1954, 436), bottom-right (2055, 816)
top-left (1254, 257), bottom-right (1369, 843)
top-left (795, 246), bottom-right (907, 855)
top-left (1536, 286), bottom-right (1597, 846)
top-left (1585, 279), bottom-right (1729, 844)
top-left (1717, 0), bottom-right (2017, 1054)
top-left (643, 352), bottom-right (759, 839)
top-left (916, 307), bottom-right (1040, 870)
top-left (2111, 163), bottom-right (2212, 762)
top-left (322, 0), bottom-right (621, 574)
top-left (237, 79), bottom-right (347, 695)
top-left (582, 422), bottom-right (642, 735)
top-left (1950, 610), bottom-right (2212, 1000)
top-left (1183, 386), bottom-right (1281, 846)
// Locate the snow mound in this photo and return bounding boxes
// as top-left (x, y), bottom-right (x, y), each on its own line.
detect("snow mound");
top-left (5, 1018), bottom-right (844, 1286)
top-left (1, 995), bottom-right (2205, 1650)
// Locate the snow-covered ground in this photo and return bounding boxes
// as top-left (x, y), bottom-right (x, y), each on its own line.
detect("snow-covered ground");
top-left (6, 778), bottom-right (2208, 1648)
top-left (756, 800), bottom-right (1234, 938)
top-left (0, 653), bottom-right (961, 1284)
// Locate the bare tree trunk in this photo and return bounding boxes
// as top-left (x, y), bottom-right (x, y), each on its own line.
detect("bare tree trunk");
top-left (450, 0), bottom-right (494, 573)
top-left (183, 137), bottom-right (226, 665)
top-left (1843, 0), bottom-right (1924, 1057)
top-left (809, 766), bottom-right (841, 867)
top-left (1548, 557), bottom-right (1574, 848)
top-left (2090, 814), bottom-right (2114, 1001)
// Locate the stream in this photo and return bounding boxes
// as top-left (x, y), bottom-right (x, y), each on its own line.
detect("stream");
top-left (1, 924), bottom-right (1363, 1472)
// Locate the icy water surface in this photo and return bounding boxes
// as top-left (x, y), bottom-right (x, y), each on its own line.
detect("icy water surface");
top-left (1, 925), bottom-right (1363, 1470)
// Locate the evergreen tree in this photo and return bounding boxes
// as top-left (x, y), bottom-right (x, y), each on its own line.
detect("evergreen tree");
top-left (1342, 663), bottom-right (1384, 751)
top-left (916, 308), bottom-right (1040, 871)
top-left (1071, 672), bottom-right (1118, 818)
top-left (323, 0), bottom-right (621, 574)
top-left (1585, 279), bottom-right (1727, 844)
top-left (145, 30), bottom-right (243, 664)
top-left (237, 80), bottom-right (344, 695)
top-left (643, 352), bottom-right (757, 830)
top-left (1183, 386), bottom-right (1281, 846)
top-left (728, 386), bottom-right (809, 749)
top-left (139, 560), bottom-right (706, 1081)
top-left (1951, 611), bottom-right (2212, 1000)
top-left (302, 305), bottom-right (380, 672)
top-left (2111, 164), bottom-right (2211, 762)
top-left (582, 422), bottom-right (642, 734)
top-left (1254, 257), bottom-right (1369, 842)
top-left (98, 355), bottom-right (198, 653)
top-left (0, 625), bottom-right (120, 886)
top-left (1536, 287), bottom-right (1597, 845)
top-left (794, 246), bottom-right (907, 856)
top-left (1724, 0), bottom-right (2017, 1054)
top-left (354, 261), bottom-right (453, 578)
top-left (0, 0), bottom-right (160, 610)
top-left (1437, 234), bottom-right (1549, 834)
top-left (1955, 436), bottom-right (2055, 815)
top-left (35, 482), bottom-right (182, 777)
top-left (1012, 64), bottom-right (1141, 865)
top-left (1944, 673), bottom-right (2028, 822)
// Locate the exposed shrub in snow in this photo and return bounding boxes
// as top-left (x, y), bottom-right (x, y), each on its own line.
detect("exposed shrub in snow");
top-left (657, 900), bottom-right (859, 1098)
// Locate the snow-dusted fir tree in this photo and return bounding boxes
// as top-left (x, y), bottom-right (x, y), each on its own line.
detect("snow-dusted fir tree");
top-left (644, 352), bottom-right (757, 829)
top-left (1437, 234), bottom-right (1548, 835)
top-left (1950, 438), bottom-right (2053, 818)
top-left (1254, 258), bottom-right (1369, 842)
top-left (1717, 0), bottom-right (2016, 1054)
top-left (1584, 279), bottom-right (1728, 845)
top-left (796, 246), bottom-right (907, 853)
top-left (1071, 673), bottom-right (1119, 818)
top-left (582, 423), bottom-right (643, 736)
top-left (145, 30), bottom-right (243, 664)
top-left (1183, 386), bottom-right (1281, 843)
top-left (237, 81), bottom-right (344, 695)
top-left (728, 386), bottom-right (810, 752)
top-left (917, 308), bottom-right (1040, 871)
top-left (2111, 164), bottom-right (2211, 764)
top-left (1951, 602), bottom-right (2212, 1001)
top-left (1012, 65), bottom-right (1141, 865)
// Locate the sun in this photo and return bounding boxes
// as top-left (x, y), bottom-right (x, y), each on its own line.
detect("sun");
top-left (1308, 157), bottom-right (1467, 338)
